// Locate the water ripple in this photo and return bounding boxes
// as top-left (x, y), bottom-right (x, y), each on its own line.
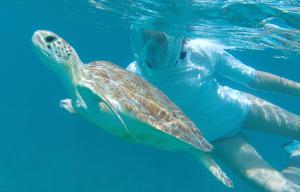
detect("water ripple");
top-left (90, 0), bottom-right (300, 54)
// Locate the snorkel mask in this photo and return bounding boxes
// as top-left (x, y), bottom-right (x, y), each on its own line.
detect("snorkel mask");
top-left (130, 26), bottom-right (183, 79)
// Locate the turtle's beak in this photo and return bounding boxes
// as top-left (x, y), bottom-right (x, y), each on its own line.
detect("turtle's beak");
top-left (32, 30), bottom-right (45, 48)
top-left (32, 30), bottom-right (52, 59)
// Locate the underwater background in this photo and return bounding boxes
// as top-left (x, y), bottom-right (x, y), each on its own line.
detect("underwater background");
top-left (1, 0), bottom-right (300, 191)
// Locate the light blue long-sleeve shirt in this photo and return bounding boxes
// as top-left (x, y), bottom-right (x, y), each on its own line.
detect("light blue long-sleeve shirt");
top-left (127, 39), bottom-right (255, 141)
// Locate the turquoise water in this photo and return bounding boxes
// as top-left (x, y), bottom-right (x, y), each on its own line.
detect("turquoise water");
top-left (1, 1), bottom-right (300, 191)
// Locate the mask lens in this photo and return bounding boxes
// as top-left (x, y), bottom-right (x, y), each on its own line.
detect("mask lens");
top-left (144, 39), bottom-right (167, 69)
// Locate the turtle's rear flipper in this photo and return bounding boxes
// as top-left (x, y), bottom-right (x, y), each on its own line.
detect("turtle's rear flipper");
top-left (190, 150), bottom-right (234, 188)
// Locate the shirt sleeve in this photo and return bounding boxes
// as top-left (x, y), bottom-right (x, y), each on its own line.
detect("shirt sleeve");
top-left (216, 50), bottom-right (256, 85)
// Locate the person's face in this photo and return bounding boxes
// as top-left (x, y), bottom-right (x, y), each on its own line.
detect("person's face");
top-left (143, 30), bottom-right (168, 69)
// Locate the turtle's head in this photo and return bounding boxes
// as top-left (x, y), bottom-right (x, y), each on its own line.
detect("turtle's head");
top-left (32, 30), bottom-right (81, 80)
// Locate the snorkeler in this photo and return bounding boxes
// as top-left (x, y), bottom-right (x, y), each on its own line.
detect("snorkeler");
top-left (127, 26), bottom-right (300, 191)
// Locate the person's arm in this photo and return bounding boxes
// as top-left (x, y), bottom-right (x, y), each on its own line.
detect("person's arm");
top-left (216, 50), bottom-right (300, 96)
top-left (215, 51), bottom-right (256, 87)
top-left (249, 71), bottom-right (300, 96)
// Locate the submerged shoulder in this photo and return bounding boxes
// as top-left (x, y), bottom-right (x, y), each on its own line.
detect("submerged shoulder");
top-left (126, 61), bottom-right (141, 75)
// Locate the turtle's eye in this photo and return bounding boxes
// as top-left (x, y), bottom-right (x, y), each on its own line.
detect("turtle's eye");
top-left (45, 36), bottom-right (57, 43)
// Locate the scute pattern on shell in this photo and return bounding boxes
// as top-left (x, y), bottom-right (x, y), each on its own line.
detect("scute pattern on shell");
top-left (83, 61), bottom-right (212, 152)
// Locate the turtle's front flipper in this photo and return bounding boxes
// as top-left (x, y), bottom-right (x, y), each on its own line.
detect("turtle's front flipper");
top-left (190, 150), bottom-right (233, 188)
top-left (60, 98), bottom-right (77, 114)
top-left (76, 83), bottom-right (131, 136)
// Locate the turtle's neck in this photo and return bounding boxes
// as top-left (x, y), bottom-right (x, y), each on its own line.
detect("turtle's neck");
top-left (69, 55), bottom-right (84, 83)
top-left (60, 55), bottom-right (85, 100)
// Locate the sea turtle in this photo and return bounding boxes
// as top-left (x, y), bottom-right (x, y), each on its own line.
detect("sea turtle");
top-left (32, 30), bottom-right (233, 188)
